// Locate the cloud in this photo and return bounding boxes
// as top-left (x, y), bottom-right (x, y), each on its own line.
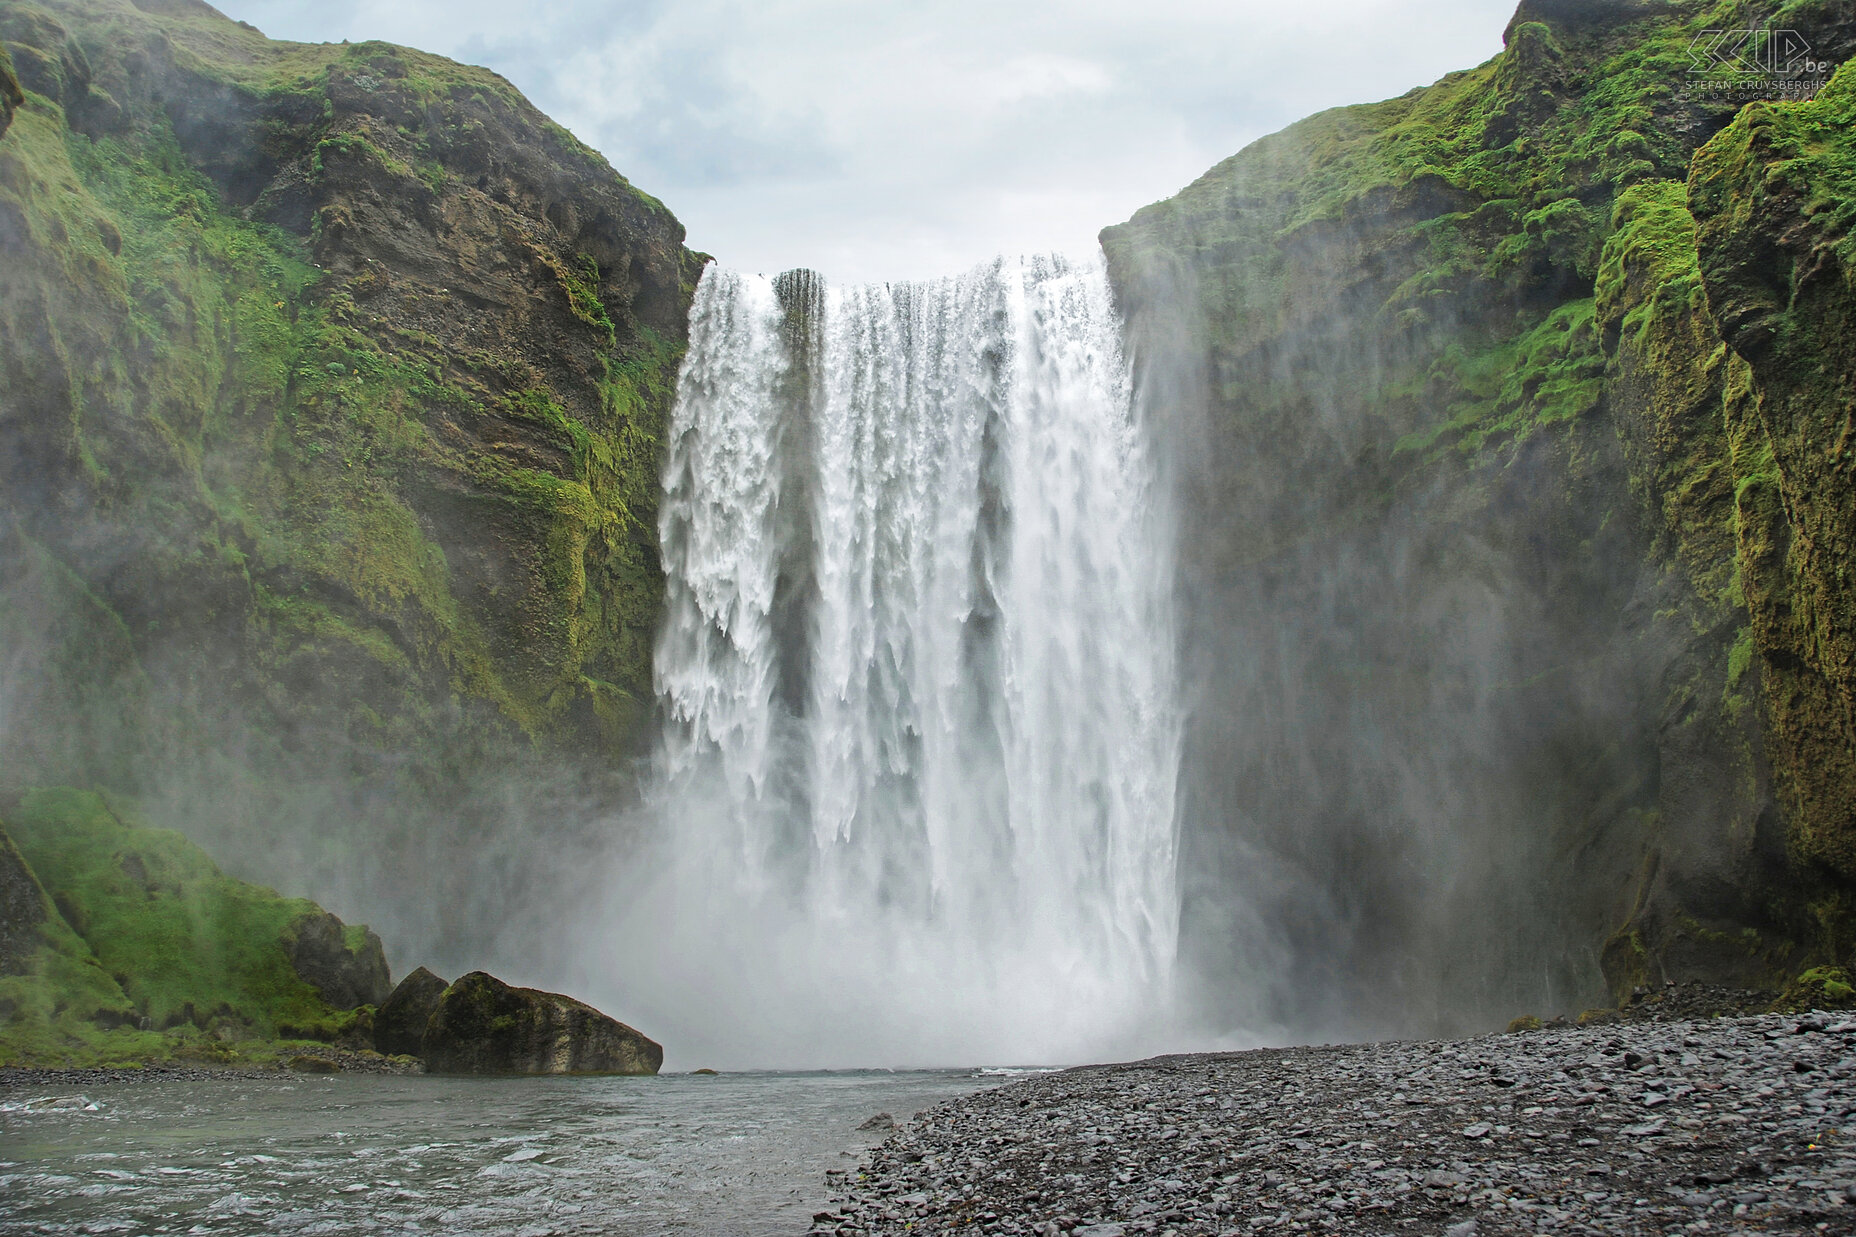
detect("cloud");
top-left (219, 0), bottom-right (1519, 281)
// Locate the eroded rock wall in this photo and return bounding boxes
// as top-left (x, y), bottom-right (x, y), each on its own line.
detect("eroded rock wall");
top-left (0, 0), bottom-right (703, 965)
top-left (1104, 0), bottom-right (1856, 1036)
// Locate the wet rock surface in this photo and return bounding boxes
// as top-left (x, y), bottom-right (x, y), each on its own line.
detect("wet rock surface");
top-left (818, 1013), bottom-right (1856, 1235)
top-left (282, 911), bottom-right (392, 1009)
top-left (373, 965), bottom-right (450, 1057)
top-left (420, 970), bottom-right (662, 1075)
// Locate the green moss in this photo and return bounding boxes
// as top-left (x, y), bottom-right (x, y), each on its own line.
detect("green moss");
top-left (1691, 61), bottom-right (1856, 882)
top-left (1392, 298), bottom-right (1604, 461)
top-left (0, 786), bottom-right (396, 1066)
top-left (1722, 625), bottom-right (1755, 710)
top-left (1775, 966), bottom-right (1856, 1012)
top-left (3, 788), bottom-right (354, 1038)
top-left (557, 253), bottom-right (616, 342)
top-left (0, 829), bottom-right (139, 1067)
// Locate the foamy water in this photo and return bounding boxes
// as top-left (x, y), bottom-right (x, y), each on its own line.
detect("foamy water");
top-left (619, 253), bottom-right (1181, 1068)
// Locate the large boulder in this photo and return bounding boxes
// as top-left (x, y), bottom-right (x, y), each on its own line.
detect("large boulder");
top-left (373, 966), bottom-right (448, 1057)
top-left (284, 911), bottom-right (391, 1009)
top-left (421, 972), bottom-right (661, 1075)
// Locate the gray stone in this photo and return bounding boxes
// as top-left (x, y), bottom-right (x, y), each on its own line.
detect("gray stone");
top-left (809, 1001), bottom-right (1856, 1237)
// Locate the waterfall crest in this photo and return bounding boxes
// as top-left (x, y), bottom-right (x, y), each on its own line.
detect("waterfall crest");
top-left (646, 253), bottom-right (1180, 1066)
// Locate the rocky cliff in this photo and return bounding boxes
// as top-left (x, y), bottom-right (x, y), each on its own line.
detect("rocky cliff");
top-left (1104, 0), bottom-right (1856, 1037)
top-left (0, 0), bottom-right (703, 961)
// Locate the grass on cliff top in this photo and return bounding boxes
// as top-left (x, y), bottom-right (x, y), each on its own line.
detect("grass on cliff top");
top-left (3, 787), bottom-right (357, 1041)
top-left (1126, 0), bottom-right (1749, 236)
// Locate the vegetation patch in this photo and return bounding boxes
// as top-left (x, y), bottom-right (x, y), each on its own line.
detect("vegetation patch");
top-left (0, 788), bottom-right (379, 1066)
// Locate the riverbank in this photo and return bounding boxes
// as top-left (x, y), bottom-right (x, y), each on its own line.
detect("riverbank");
top-left (816, 1011), bottom-right (1856, 1235)
top-left (0, 1044), bottom-right (425, 1088)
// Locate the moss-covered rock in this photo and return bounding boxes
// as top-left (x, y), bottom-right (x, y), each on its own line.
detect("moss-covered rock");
top-left (420, 969), bottom-right (660, 1075)
top-left (0, 2), bottom-right (699, 759)
top-left (0, 45), bottom-right (23, 139)
top-left (282, 909), bottom-right (390, 1009)
top-left (0, 822), bottom-right (47, 974)
top-left (0, 786), bottom-right (389, 1064)
top-left (1774, 966), bottom-right (1856, 1012)
top-left (1690, 62), bottom-right (1856, 890)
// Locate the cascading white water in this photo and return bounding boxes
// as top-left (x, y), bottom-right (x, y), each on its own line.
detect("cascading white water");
top-left (643, 253), bottom-right (1179, 1067)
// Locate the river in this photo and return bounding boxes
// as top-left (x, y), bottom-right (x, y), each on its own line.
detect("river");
top-left (1, 1068), bottom-right (1005, 1235)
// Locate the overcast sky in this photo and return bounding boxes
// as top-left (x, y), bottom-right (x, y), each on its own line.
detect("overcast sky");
top-left (216, 0), bottom-right (1519, 283)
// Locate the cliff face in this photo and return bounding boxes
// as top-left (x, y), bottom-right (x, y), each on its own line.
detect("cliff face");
top-left (1104, 0), bottom-right (1856, 1036)
top-left (0, 0), bottom-right (702, 955)
top-left (1689, 75), bottom-right (1856, 883)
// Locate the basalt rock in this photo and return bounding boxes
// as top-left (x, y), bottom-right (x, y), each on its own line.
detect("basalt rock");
top-left (283, 911), bottom-right (391, 1010)
top-left (420, 970), bottom-right (661, 1075)
top-left (373, 965), bottom-right (448, 1057)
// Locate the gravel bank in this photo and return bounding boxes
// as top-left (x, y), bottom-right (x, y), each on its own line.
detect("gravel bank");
top-left (0, 1046), bottom-right (422, 1088)
top-left (815, 1012), bottom-right (1856, 1236)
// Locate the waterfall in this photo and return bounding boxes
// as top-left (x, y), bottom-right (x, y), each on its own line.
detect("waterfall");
top-left (645, 253), bottom-right (1179, 1066)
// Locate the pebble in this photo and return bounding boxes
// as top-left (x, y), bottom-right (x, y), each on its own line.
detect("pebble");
top-left (814, 1007), bottom-right (1856, 1235)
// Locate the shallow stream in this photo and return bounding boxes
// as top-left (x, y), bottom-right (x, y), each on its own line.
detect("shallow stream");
top-left (0, 1069), bottom-right (1000, 1235)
